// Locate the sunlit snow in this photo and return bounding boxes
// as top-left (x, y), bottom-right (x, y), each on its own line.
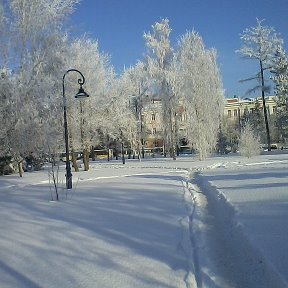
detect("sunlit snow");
top-left (0, 152), bottom-right (287, 288)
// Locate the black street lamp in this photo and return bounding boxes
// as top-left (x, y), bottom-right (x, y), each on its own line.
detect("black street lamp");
top-left (63, 69), bottom-right (89, 189)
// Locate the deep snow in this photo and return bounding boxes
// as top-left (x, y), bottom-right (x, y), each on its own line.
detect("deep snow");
top-left (0, 152), bottom-right (287, 287)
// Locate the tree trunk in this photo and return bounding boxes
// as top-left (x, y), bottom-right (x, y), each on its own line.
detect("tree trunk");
top-left (176, 144), bottom-right (180, 156)
top-left (71, 150), bottom-right (79, 172)
top-left (107, 148), bottom-right (110, 162)
top-left (50, 161), bottom-right (59, 201)
top-left (168, 108), bottom-right (176, 160)
top-left (163, 142), bottom-right (167, 158)
top-left (83, 148), bottom-right (89, 171)
top-left (140, 138), bottom-right (145, 159)
top-left (121, 142), bottom-right (125, 164)
top-left (18, 161), bottom-right (23, 177)
top-left (260, 59), bottom-right (271, 151)
top-left (90, 146), bottom-right (96, 161)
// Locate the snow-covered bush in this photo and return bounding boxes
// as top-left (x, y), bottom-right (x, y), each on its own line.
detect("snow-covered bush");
top-left (0, 156), bottom-right (14, 175)
top-left (239, 122), bottom-right (261, 157)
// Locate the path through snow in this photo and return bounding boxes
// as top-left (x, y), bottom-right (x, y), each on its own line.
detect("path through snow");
top-left (187, 171), bottom-right (288, 288)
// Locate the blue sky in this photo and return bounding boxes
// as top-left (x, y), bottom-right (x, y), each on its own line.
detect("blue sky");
top-left (70, 0), bottom-right (288, 98)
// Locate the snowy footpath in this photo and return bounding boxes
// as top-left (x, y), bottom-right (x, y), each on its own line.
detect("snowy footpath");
top-left (189, 154), bottom-right (288, 288)
top-left (0, 152), bottom-right (288, 287)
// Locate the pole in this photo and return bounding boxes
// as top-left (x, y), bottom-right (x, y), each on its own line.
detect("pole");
top-left (63, 77), bottom-right (72, 189)
top-left (121, 142), bottom-right (125, 164)
top-left (62, 69), bottom-right (87, 190)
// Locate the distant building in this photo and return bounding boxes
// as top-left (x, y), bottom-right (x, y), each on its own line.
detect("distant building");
top-left (142, 96), bottom-right (163, 148)
top-left (140, 95), bottom-right (277, 149)
top-left (141, 96), bottom-right (188, 149)
top-left (224, 96), bottom-right (277, 119)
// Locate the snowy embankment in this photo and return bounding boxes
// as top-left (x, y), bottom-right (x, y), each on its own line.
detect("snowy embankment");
top-left (187, 153), bottom-right (288, 288)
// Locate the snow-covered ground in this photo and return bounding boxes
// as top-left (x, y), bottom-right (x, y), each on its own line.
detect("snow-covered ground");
top-left (0, 152), bottom-right (287, 287)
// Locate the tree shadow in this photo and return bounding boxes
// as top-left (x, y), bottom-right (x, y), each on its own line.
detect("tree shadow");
top-left (0, 173), bottom-right (190, 287)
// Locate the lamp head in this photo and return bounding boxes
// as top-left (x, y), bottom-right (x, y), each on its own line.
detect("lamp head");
top-left (75, 86), bottom-right (89, 99)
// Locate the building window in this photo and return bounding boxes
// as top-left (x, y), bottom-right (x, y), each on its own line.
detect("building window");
top-left (273, 106), bottom-right (276, 113)
top-left (152, 128), bottom-right (156, 135)
top-left (233, 109), bottom-right (238, 117)
top-left (151, 113), bottom-right (156, 121)
top-left (180, 113), bottom-right (186, 122)
top-left (227, 110), bottom-right (231, 117)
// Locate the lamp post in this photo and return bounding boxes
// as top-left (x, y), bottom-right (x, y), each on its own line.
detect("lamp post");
top-left (63, 69), bottom-right (89, 189)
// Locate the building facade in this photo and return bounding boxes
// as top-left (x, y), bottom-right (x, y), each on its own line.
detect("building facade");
top-left (141, 96), bottom-right (188, 149)
top-left (140, 95), bottom-right (277, 149)
top-left (224, 96), bottom-right (277, 119)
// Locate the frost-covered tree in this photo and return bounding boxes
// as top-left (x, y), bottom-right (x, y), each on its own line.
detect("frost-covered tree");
top-left (64, 37), bottom-right (114, 170)
top-left (177, 31), bottom-right (224, 160)
top-left (237, 18), bottom-right (283, 151)
top-left (271, 46), bottom-right (288, 144)
top-left (0, 2), bottom-right (8, 66)
top-left (124, 62), bottom-right (151, 158)
top-left (9, 0), bottom-right (80, 65)
top-left (221, 112), bottom-right (240, 152)
top-left (239, 121), bottom-right (261, 158)
top-left (101, 72), bottom-right (138, 163)
top-left (143, 20), bottom-right (224, 160)
top-left (0, 0), bottom-right (80, 175)
top-left (240, 99), bottom-right (266, 143)
top-left (143, 18), bottom-right (178, 159)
